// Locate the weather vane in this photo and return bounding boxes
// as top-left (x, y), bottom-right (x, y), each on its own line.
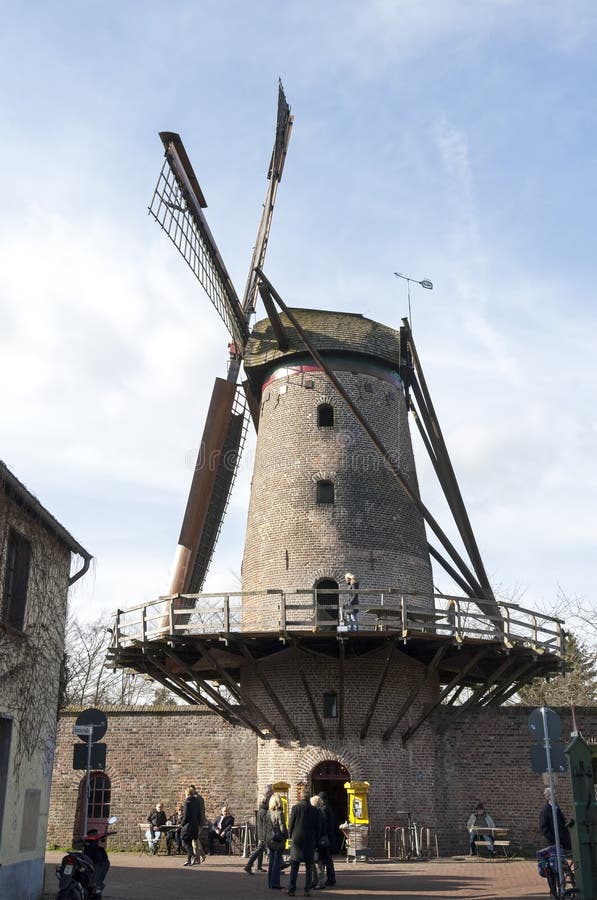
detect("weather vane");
top-left (394, 271), bottom-right (433, 329)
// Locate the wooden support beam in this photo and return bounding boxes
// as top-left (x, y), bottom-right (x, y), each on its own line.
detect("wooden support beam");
top-left (451, 656), bottom-right (517, 718)
top-left (237, 642), bottom-right (301, 741)
top-left (486, 660), bottom-right (538, 706)
top-left (191, 672), bottom-right (268, 739)
top-left (401, 649), bottom-right (488, 744)
top-left (360, 639), bottom-right (398, 740)
top-left (295, 647), bottom-right (325, 741)
top-left (383, 645), bottom-right (447, 742)
top-left (338, 639), bottom-right (345, 740)
top-left (144, 651), bottom-right (239, 725)
top-left (180, 643), bottom-right (279, 739)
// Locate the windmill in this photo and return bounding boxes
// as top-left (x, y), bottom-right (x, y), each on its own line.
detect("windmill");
top-left (109, 82), bottom-right (565, 849)
top-left (148, 81), bottom-right (497, 624)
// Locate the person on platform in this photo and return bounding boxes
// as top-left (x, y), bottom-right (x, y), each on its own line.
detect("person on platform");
top-left (208, 805), bottom-right (235, 854)
top-left (146, 802), bottom-right (166, 854)
top-left (344, 572), bottom-right (360, 631)
top-left (318, 791), bottom-right (337, 886)
top-left (287, 786), bottom-right (321, 897)
top-left (166, 803), bottom-right (184, 855)
top-left (540, 787), bottom-right (572, 852)
top-left (467, 802), bottom-right (495, 856)
top-left (180, 786), bottom-right (202, 866)
top-left (243, 792), bottom-right (271, 874)
top-left (264, 791), bottom-right (288, 890)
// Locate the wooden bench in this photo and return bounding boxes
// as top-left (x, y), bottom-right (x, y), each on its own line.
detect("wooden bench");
top-left (474, 827), bottom-right (514, 858)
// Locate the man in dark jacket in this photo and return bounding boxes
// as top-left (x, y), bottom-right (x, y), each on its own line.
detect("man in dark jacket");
top-left (287, 789), bottom-right (321, 897)
top-left (146, 802), bottom-right (166, 854)
top-left (318, 792), bottom-right (337, 886)
top-left (180, 786), bottom-right (201, 866)
top-left (540, 787), bottom-right (571, 852)
top-left (208, 805), bottom-right (235, 854)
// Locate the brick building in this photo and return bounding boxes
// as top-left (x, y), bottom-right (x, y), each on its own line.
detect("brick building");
top-left (0, 461), bottom-right (90, 900)
top-left (48, 704), bottom-right (597, 856)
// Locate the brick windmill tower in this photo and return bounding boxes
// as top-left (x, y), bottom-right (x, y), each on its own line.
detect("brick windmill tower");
top-left (110, 84), bottom-right (564, 849)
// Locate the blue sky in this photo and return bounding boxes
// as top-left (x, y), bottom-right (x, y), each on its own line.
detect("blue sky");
top-left (1, 1), bottom-right (595, 621)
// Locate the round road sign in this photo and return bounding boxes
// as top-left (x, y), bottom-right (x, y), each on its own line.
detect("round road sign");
top-left (74, 708), bottom-right (108, 743)
top-left (527, 706), bottom-right (562, 742)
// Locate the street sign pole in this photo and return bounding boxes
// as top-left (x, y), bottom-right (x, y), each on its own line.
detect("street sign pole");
top-left (73, 724), bottom-right (94, 837)
top-left (541, 707), bottom-right (565, 896)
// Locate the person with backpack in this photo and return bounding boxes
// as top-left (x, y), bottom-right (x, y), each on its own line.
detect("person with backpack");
top-left (264, 791), bottom-right (288, 890)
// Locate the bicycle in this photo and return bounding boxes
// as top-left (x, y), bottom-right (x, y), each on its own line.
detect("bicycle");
top-left (536, 845), bottom-right (579, 898)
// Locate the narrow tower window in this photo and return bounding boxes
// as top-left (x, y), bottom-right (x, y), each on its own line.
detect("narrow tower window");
top-left (323, 692), bottom-right (338, 718)
top-left (317, 404), bottom-right (334, 427)
top-left (316, 480), bottom-right (335, 504)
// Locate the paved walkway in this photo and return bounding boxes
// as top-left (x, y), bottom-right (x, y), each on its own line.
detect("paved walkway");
top-left (44, 851), bottom-right (548, 899)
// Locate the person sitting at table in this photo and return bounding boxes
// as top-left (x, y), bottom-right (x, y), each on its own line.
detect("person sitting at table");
top-left (146, 802), bottom-right (167, 854)
top-left (467, 801), bottom-right (495, 856)
top-left (208, 805), bottom-right (234, 854)
top-left (166, 803), bottom-right (184, 855)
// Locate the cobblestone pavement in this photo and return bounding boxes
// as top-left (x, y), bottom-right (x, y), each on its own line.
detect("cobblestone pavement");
top-left (44, 851), bottom-right (549, 899)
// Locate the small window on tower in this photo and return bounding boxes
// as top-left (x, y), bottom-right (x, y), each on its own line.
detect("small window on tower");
top-left (323, 692), bottom-right (338, 718)
top-left (317, 404), bottom-right (334, 427)
top-left (316, 480), bottom-right (335, 504)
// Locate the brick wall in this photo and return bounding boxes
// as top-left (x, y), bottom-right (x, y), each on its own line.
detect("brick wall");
top-left (47, 703), bottom-right (597, 856)
top-left (241, 364), bottom-right (433, 629)
top-left (47, 707), bottom-right (257, 850)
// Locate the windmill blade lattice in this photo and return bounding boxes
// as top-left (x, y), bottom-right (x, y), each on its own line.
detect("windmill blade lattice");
top-left (149, 133), bottom-right (249, 351)
top-left (187, 384), bottom-right (249, 593)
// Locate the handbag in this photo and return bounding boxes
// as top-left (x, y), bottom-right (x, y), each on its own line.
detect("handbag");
top-left (267, 815), bottom-right (286, 851)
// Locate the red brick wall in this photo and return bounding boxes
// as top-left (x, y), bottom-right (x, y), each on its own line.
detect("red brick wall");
top-left (47, 703), bottom-right (597, 856)
top-left (47, 706), bottom-right (257, 850)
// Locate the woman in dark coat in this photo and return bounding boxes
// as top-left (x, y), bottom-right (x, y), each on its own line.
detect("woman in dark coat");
top-left (243, 796), bottom-right (269, 874)
top-left (287, 790), bottom-right (321, 897)
top-left (264, 792), bottom-right (288, 890)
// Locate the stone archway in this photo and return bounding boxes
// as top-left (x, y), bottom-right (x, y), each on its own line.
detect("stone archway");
top-left (310, 759), bottom-right (350, 853)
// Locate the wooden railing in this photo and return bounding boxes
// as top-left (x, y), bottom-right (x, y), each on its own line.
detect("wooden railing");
top-left (109, 589), bottom-right (565, 657)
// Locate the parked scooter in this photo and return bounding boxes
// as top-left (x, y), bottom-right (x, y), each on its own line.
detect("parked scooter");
top-left (55, 815), bottom-right (118, 899)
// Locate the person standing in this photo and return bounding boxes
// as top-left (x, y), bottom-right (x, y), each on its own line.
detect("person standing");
top-left (264, 792), bottom-right (288, 890)
top-left (540, 787), bottom-right (571, 851)
top-left (180, 786), bottom-right (201, 866)
top-left (344, 573), bottom-right (360, 631)
top-left (467, 802), bottom-right (495, 856)
top-left (189, 784), bottom-right (207, 861)
top-left (309, 795), bottom-right (328, 890)
top-left (244, 794), bottom-right (270, 874)
top-left (287, 787), bottom-right (321, 897)
top-left (318, 791), bottom-right (337, 886)
top-left (146, 802), bottom-right (166, 854)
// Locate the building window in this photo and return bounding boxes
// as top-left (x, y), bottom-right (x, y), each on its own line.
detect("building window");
top-left (2, 528), bottom-right (32, 631)
top-left (317, 404), bottom-right (334, 427)
top-left (0, 716), bottom-right (13, 847)
top-left (323, 692), bottom-right (338, 718)
top-left (88, 773), bottom-right (111, 820)
top-left (316, 480), bottom-right (334, 504)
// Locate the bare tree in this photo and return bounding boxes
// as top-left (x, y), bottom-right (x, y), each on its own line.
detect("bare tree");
top-left (63, 612), bottom-right (177, 707)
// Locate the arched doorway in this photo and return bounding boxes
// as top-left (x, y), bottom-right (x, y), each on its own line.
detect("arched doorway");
top-left (311, 760), bottom-right (350, 853)
top-left (75, 772), bottom-right (111, 839)
top-left (315, 579), bottom-right (339, 630)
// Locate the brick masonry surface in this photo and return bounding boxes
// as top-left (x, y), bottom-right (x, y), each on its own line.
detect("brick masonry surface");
top-left (241, 365), bottom-right (432, 629)
top-left (48, 703), bottom-right (597, 856)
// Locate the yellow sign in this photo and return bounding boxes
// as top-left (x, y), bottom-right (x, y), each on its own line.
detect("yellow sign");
top-left (344, 780), bottom-right (370, 825)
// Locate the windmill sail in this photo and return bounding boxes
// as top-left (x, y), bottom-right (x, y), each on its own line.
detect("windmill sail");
top-left (169, 381), bottom-right (248, 596)
top-left (241, 80), bottom-right (293, 316)
top-left (149, 132), bottom-right (249, 350)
